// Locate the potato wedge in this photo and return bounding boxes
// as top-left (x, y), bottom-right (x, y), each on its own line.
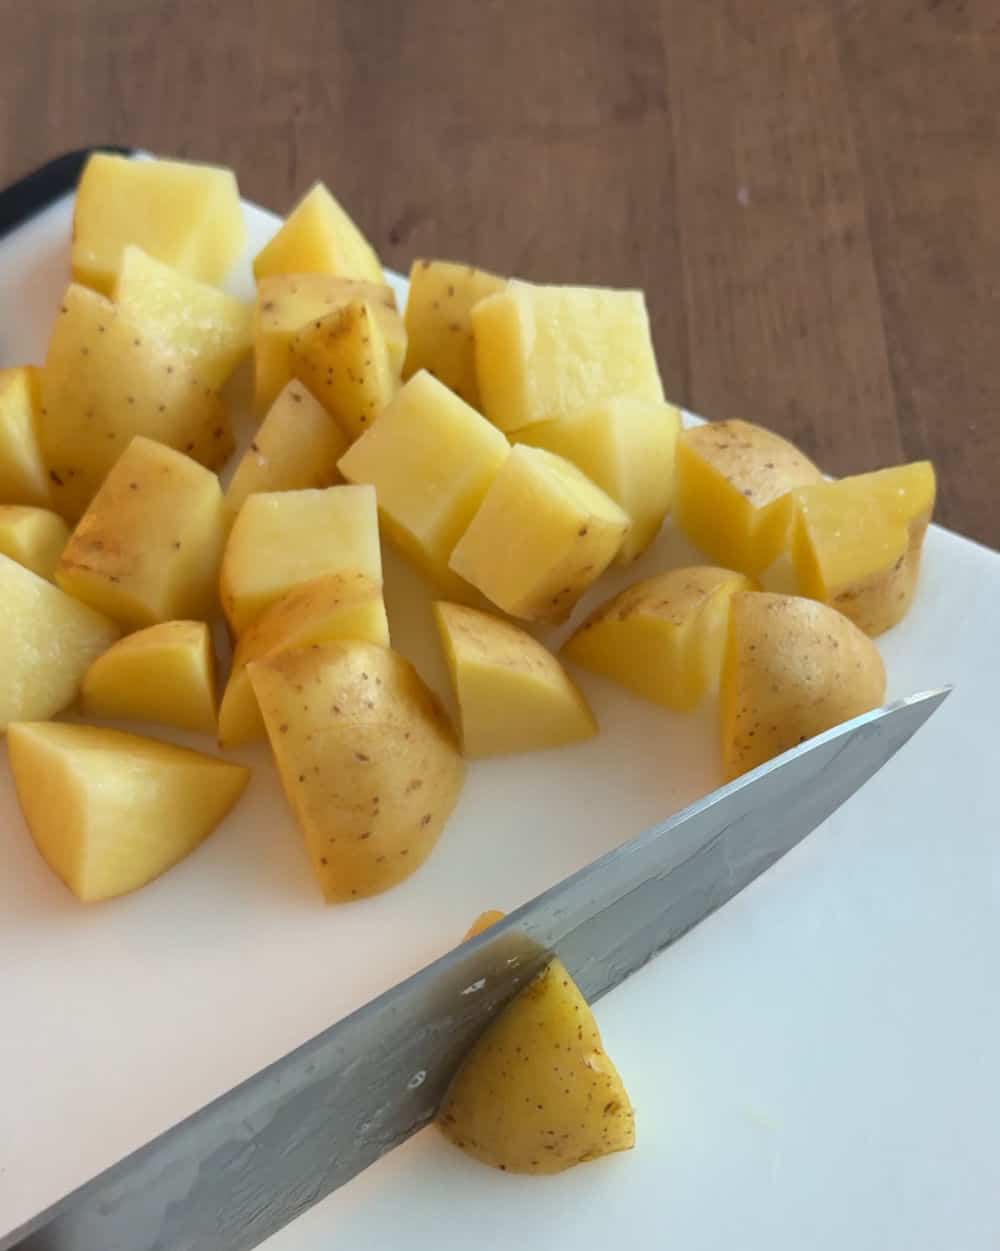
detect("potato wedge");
top-left (0, 506), bottom-right (70, 580)
top-left (252, 183), bottom-right (383, 283)
top-left (0, 366), bottom-right (51, 508)
top-left (463, 909), bottom-right (505, 941)
top-left (248, 642), bottom-right (463, 902)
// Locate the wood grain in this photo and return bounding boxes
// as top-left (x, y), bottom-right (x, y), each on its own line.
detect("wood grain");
top-left (0, 0), bottom-right (995, 546)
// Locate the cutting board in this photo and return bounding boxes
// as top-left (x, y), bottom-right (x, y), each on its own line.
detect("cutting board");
top-left (1, 177), bottom-right (997, 1251)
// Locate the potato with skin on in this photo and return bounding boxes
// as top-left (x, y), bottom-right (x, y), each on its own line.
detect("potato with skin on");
top-left (790, 461), bottom-right (936, 636)
top-left (438, 957), bottom-right (635, 1174)
top-left (248, 641), bottom-right (464, 902)
top-left (0, 367), bottom-right (51, 508)
top-left (435, 602), bottom-right (596, 757)
top-left (218, 573), bottom-right (389, 748)
top-left (220, 485), bottom-right (381, 636)
top-left (338, 371), bottom-right (510, 596)
top-left (517, 396), bottom-right (682, 563)
top-left (72, 152), bottom-right (245, 294)
top-left (0, 506), bottom-right (70, 580)
top-left (8, 722), bottom-right (248, 903)
top-left (80, 621), bottom-right (218, 736)
top-left (720, 592), bottom-right (886, 780)
top-left (56, 437), bottom-right (227, 632)
top-left (41, 284), bottom-right (233, 521)
top-left (463, 909), bottom-right (505, 940)
top-left (673, 419), bottom-right (822, 576)
top-left (563, 566), bottom-right (755, 711)
top-left (449, 445), bottom-right (630, 624)
top-left (0, 555), bottom-right (119, 729)
top-left (252, 183), bottom-right (384, 284)
top-left (403, 259), bottom-right (505, 407)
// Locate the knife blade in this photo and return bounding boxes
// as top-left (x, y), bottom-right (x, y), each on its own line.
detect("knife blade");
top-left (1, 687), bottom-right (948, 1251)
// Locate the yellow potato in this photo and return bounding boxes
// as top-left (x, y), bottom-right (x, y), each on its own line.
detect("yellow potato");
top-left (41, 284), bottom-right (232, 521)
top-left (790, 461), bottom-right (936, 636)
top-left (220, 485), bottom-right (381, 635)
top-left (673, 419), bottom-right (822, 576)
top-left (252, 183), bottom-right (383, 284)
top-left (56, 437), bottom-right (227, 632)
top-left (449, 445), bottom-right (630, 624)
top-left (248, 641), bottom-right (463, 902)
top-left (517, 396), bottom-right (682, 562)
top-left (435, 602), bottom-right (596, 757)
top-left (720, 592), bottom-right (887, 780)
top-left (8, 721), bottom-right (248, 902)
top-left (338, 371), bottom-right (509, 595)
top-left (0, 554), bottom-right (118, 729)
top-left (0, 506), bottom-right (70, 580)
top-left (218, 573), bottom-right (389, 748)
top-left (472, 280), bottom-right (663, 433)
top-left (0, 367), bottom-right (51, 508)
top-left (463, 909), bottom-right (505, 941)
top-left (72, 152), bottom-right (245, 294)
top-left (80, 620), bottom-right (217, 736)
top-left (438, 958), bottom-right (634, 1174)
top-left (403, 259), bottom-right (505, 407)
top-left (563, 566), bottom-right (754, 711)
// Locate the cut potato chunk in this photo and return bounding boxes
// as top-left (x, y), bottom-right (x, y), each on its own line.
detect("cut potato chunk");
top-left (218, 573), bottom-right (389, 748)
top-left (56, 436), bottom-right (226, 631)
top-left (463, 909), bottom-right (505, 940)
top-left (41, 284), bottom-right (232, 521)
top-left (226, 380), bottom-right (348, 515)
top-left (673, 419), bottom-right (822, 576)
top-left (790, 462), bottom-right (936, 636)
top-left (220, 484), bottom-right (381, 635)
top-left (0, 367), bottom-right (51, 508)
top-left (472, 280), bottom-right (663, 433)
top-left (449, 445), bottom-right (630, 624)
top-left (435, 602), bottom-right (596, 757)
top-left (80, 620), bottom-right (217, 735)
top-left (720, 592), bottom-right (886, 780)
top-left (249, 641), bottom-right (463, 902)
top-left (252, 183), bottom-right (383, 284)
top-left (439, 958), bottom-right (634, 1174)
top-left (0, 506), bottom-right (70, 580)
top-left (518, 396), bottom-right (682, 563)
top-left (403, 259), bottom-right (505, 407)
top-left (0, 555), bottom-right (118, 729)
top-left (8, 721), bottom-right (248, 902)
top-left (563, 566), bottom-right (754, 711)
top-left (338, 371), bottom-right (509, 595)
top-left (113, 245), bottom-right (252, 389)
top-left (72, 152), bottom-right (245, 295)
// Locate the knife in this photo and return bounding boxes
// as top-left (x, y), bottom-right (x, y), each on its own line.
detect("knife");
top-left (1, 687), bottom-right (948, 1251)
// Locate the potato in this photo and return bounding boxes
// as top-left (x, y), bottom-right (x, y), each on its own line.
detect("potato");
top-left (56, 437), bottom-right (227, 632)
top-left (0, 555), bottom-right (118, 729)
top-left (720, 592), bottom-right (886, 780)
top-left (338, 371), bottom-right (509, 595)
top-left (220, 485), bottom-right (381, 635)
top-left (463, 909), bottom-right (505, 940)
top-left (254, 274), bottom-right (399, 414)
top-left (472, 280), bottom-right (663, 433)
top-left (248, 641), bottom-right (463, 902)
top-left (403, 259), bottom-right (505, 407)
top-left (113, 245), bottom-right (252, 389)
top-left (517, 396), bottom-right (682, 562)
top-left (435, 602), bottom-right (596, 757)
top-left (563, 566), bottom-right (754, 711)
top-left (252, 182), bottom-right (384, 284)
top-left (449, 445), bottom-right (630, 624)
top-left (72, 152), bottom-right (245, 295)
top-left (41, 284), bottom-right (233, 521)
top-left (7, 721), bottom-right (248, 902)
top-left (673, 419), bottom-right (822, 576)
top-left (0, 506), bottom-right (70, 580)
top-left (0, 367), bottom-right (51, 508)
top-left (438, 958), bottom-right (635, 1173)
top-left (226, 380), bottom-right (348, 515)
top-left (218, 573), bottom-right (389, 748)
top-left (80, 620), bottom-right (217, 735)
top-left (790, 461), bottom-right (936, 636)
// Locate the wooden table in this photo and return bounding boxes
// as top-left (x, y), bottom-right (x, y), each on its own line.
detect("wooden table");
top-left (1, 0), bottom-right (996, 546)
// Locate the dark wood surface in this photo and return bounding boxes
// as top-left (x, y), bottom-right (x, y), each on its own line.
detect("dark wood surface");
top-left (1, 0), bottom-right (996, 546)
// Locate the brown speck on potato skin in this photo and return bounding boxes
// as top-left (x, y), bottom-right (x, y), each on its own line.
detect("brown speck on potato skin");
top-left (279, 723), bottom-right (289, 734)
top-left (355, 751), bottom-right (370, 763)
top-left (49, 469), bottom-right (64, 486)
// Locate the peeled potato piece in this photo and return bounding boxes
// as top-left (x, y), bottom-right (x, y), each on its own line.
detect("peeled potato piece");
top-left (0, 506), bottom-right (70, 580)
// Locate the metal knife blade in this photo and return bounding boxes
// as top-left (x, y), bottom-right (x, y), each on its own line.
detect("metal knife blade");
top-left (1, 687), bottom-right (948, 1251)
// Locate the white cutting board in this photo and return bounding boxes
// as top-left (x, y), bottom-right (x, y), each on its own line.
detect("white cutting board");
top-left (1, 194), bottom-right (998, 1251)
